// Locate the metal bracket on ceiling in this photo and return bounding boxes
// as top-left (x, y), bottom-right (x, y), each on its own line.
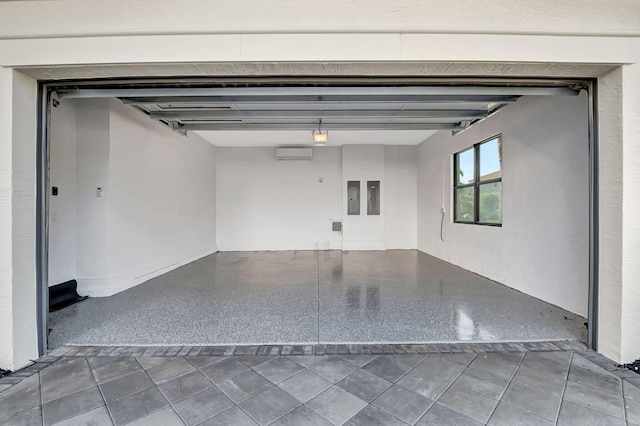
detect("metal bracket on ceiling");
top-left (569, 83), bottom-right (589, 92)
top-left (166, 121), bottom-right (188, 136)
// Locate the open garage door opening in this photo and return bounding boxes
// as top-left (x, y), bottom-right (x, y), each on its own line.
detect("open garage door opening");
top-left (41, 77), bottom-right (595, 353)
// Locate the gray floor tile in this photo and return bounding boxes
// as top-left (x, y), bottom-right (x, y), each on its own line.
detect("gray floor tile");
top-left (140, 358), bottom-right (195, 385)
top-left (568, 355), bottom-right (622, 396)
top-left (625, 382), bottom-right (640, 403)
top-left (502, 381), bottom-right (561, 421)
top-left (125, 407), bottom-right (183, 426)
top-left (270, 405), bottom-right (333, 426)
top-left (372, 385), bottom-right (431, 424)
top-left (563, 380), bottom-right (625, 419)
top-left (43, 386), bottom-right (103, 425)
top-left (51, 406), bottom-right (113, 426)
top-left (278, 370), bottom-right (332, 403)
top-left (237, 356), bottom-right (277, 368)
top-left (253, 357), bottom-right (304, 384)
top-left (308, 357), bottom-right (357, 384)
top-left (344, 405), bottom-right (407, 426)
top-left (158, 370), bottom-right (212, 403)
top-left (88, 357), bottom-right (142, 384)
top-left (568, 366), bottom-right (621, 396)
top-left (218, 370), bottom-right (272, 403)
top-left (199, 406), bottom-right (258, 426)
top-left (557, 399), bottom-right (625, 426)
top-left (40, 358), bottom-right (96, 403)
top-left (626, 398), bottom-right (640, 425)
top-left (0, 405), bottom-right (42, 426)
top-left (416, 403), bottom-right (482, 426)
top-left (136, 357), bottom-right (172, 369)
top-left (488, 401), bottom-right (554, 426)
top-left (437, 381), bottom-right (499, 424)
top-left (200, 357), bottom-right (250, 383)
top-left (509, 364), bottom-right (566, 397)
top-left (468, 352), bottom-right (523, 380)
top-left (99, 371), bottom-right (154, 403)
top-left (398, 374), bottom-right (452, 401)
top-left (240, 386), bottom-right (300, 426)
top-left (453, 366), bottom-right (510, 399)
top-left (411, 355), bottom-right (469, 381)
top-left (339, 355), bottom-right (379, 368)
top-left (286, 356), bottom-right (325, 369)
top-left (307, 386), bottom-right (367, 425)
top-left (107, 387), bottom-right (168, 425)
top-left (185, 355), bottom-right (226, 369)
top-left (436, 353), bottom-right (477, 366)
top-left (520, 352), bottom-right (572, 377)
top-left (395, 356), bottom-right (467, 401)
top-left (173, 386), bottom-right (234, 426)
top-left (0, 374), bottom-right (41, 421)
top-left (336, 369), bottom-right (392, 403)
top-left (361, 355), bottom-right (425, 383)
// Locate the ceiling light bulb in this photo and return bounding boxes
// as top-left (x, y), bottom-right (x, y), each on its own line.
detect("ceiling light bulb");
top-left (313, 132), bottom-right (327, 144)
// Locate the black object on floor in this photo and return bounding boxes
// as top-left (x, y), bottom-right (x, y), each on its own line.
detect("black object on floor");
top-left (620, 358), bottom-right (640, 375)
top-left (49, 280), bottom-right (88, 312)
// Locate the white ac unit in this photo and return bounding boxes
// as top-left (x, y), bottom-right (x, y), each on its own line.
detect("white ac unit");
top-left (275, 147), bottom-right (313, 160)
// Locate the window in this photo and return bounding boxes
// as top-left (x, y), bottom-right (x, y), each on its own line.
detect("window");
top-left (454, 135), bottom-right (502, 225)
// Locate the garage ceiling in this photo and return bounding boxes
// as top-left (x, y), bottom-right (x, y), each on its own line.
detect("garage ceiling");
top-left (56, 82), bottom-right (582, 147)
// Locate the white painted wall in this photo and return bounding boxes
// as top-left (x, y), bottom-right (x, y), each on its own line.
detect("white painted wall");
top-left (107, 100), bottom-right (217, 294)
top-left (2, 0), bottom-right (638, 38)
top-left (216, 145), bottom-right (418, 252)
top-left (385, 146), bottom-right (418, 250)
top-left (75, 100), bottom-right (112, 281)
top-left (48, 99), bottom-right (218, 297)
top-left (0, 68), bottom-right (39, 371)
top-left (48, 98), bottom-right (78, 286)
top-left (620, 63), bottom-right (640, 364)
top-left (342, 145), bottom-right (386, 250)
top-left (216, 147), bottom-right (343, 251)
top-left (418, 93), bottom-right (590, 317)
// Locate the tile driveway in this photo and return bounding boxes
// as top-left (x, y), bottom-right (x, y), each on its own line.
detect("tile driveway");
top-left (1, 342), bottom-right (639, 425)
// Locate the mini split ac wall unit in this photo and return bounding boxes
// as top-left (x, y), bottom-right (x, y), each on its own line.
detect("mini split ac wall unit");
top-left (275, 148), bottom-right (313, 160)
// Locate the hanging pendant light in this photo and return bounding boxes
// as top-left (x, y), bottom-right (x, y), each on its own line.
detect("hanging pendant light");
top-left (312, 119), bottom-right (328, 145)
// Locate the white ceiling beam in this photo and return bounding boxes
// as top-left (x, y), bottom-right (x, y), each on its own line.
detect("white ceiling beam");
top-left (149, 109), bottom-right (488, 120)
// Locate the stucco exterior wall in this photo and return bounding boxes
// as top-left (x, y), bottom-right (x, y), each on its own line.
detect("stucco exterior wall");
top-left (0, 0), bottom-right (638, 369)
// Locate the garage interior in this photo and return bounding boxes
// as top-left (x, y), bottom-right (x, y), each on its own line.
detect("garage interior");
top-left (45, 79), bottom-right (591, 350)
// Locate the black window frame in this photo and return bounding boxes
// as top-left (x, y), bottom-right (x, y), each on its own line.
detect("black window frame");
top-left (453, 134), bottom-right (502, 226)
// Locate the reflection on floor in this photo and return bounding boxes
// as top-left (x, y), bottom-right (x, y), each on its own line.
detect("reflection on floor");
top-left (49, 250), bottom-right (587, 348)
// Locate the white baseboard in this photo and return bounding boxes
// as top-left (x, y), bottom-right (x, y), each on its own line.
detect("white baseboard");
top-left (77, 247), bottom-right (217, 297)
top-left (341, 240), bottom-right (387, 251)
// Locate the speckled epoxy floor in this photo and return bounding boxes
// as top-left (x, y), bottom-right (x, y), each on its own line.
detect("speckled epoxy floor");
top-left (48, 250), bottom-right (587, 349)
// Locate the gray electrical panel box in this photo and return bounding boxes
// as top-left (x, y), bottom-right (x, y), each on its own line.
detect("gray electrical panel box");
top-left (347, 181), bottom-right (360, 215)
top-left (367, 181), bottom-right (380, 215)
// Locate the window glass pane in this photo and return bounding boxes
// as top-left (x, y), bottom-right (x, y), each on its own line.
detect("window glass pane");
top-left (455, 187), bottom-right (475, 222)
top-left (455, 148), bottom-right (475, 185)
top-left (479, 182), bottom-right (502, 223)
top-left (479, 137), bottom-right (501, 181)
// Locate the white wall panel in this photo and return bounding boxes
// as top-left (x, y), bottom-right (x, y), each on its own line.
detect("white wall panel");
top-left (216, 147), bottom-right (343, 251)
top-left (49, 99), bottom-right (78, 286)
top-left (417, 93), bottom-right (590, 317)
top-left (342, 145), bottom-right (386, 250)
top-left (385, 146), bottom-right (418, 250)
